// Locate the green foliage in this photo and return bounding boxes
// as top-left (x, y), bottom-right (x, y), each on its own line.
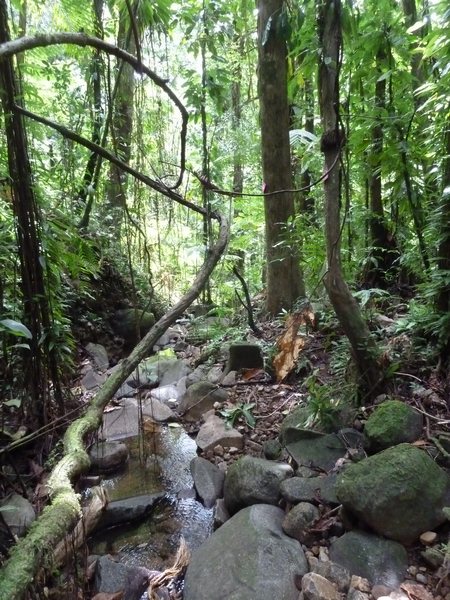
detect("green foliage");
top-left (219, 402), bottom-right (256, 428)
top-left (303, 371), bottom-right (341, 432)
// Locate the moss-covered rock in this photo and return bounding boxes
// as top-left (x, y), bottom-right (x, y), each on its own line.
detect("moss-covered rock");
top-left (111, 308), bottom-right (155, 347)
top-left (364, 399), bottom-right (423, 452)
top-left (336, 443), bottom-right (449, 543)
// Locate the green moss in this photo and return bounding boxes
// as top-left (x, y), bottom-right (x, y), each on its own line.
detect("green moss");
top-left (364, 399), bottom-right (423, 451)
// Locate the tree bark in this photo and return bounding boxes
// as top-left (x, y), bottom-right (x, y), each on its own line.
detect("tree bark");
top-left (0, 214), bottom-right (229, 600)
top-left (257, 0), bottom-right (305, 315)
top-left (317, 0), bottom-right (383, 396)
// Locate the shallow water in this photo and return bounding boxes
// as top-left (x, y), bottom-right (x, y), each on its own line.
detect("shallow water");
top-left (89, 425), bottom-right (213, 571)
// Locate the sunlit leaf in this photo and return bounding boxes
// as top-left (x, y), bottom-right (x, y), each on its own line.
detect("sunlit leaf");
top-left (0, 319), bottom-right (33, 339)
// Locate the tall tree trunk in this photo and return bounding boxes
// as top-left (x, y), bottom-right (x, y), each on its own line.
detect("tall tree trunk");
top-left (363, 46), bottom-right (398, 287)
top-left (105, 5), bottom-right (137, 232)
top-left (257, 0), bottom-right (305, 315)
top-left (317, 0), bottom-right (382, 397)
top-left (0, 0), bottom-right (63, 424)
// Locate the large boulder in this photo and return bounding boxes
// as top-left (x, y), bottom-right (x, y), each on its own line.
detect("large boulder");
top-left (329, 530), bottom-right (408, 587)
top-left (363, 400), bottom-right (423, 452)
top-left (183, 504), bottom-right (307, 600)
top-left (224, 455), bottom-right (293, 515)
top-left (178, 381), bottom-right (227, 421)
top-left (336, 443), bottom-right (449, 543)
top-left (111, 308), bottom-right (155, 347)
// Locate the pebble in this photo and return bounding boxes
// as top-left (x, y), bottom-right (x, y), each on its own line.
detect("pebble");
top-left (407, 566), bottom-right (418, 577)
top-left (350, 576), bottom-right (371, 593)
top-left (213, 445), bottom-right (224, 456)
top-left (415, 574), bottom-right (427, 584)
top-left (319, 546), bottom-right (329, 562)
top-left (420, 531), bottom-right (437, 545)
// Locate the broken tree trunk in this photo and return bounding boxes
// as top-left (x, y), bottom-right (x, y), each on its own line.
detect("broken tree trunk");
top-left (0, 215), bottom-right (229, 600)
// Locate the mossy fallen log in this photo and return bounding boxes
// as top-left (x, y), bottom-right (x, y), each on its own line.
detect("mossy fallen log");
top-left (0, 215), bottom-right (229, 600)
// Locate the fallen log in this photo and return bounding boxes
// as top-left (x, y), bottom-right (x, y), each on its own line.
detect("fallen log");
top-left (0, 215), bottom-right (229, 600)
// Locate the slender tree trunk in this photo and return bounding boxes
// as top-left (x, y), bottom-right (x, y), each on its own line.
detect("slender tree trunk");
top-left (363, 46), bottom-right (398, 287)
top-left (0, 0), bottom-right (63, 424)
top-left (317, 0), bottom-right (382, 396)
top-left (257, 0), bottom-right (305, 315)
top-left (105, 5), bottom-right (137, 232)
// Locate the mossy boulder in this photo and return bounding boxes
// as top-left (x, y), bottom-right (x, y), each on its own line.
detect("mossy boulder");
top-left (364, 400), bottom-right (423, 452)
top-left (111, 308), bottom-right (155, 346)
top-left (336, 443), bottom-right (449, 543)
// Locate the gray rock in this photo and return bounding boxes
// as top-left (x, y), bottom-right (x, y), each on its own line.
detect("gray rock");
top-left (94, 555), bottom-right (153, 600)
top-left (190, 456), bottom-right (225, 508)
top-left (347, 589), bottom-right (370, 600)
top-left (178, 381), bottom-right (228, 421)
top-left (213, 498), bottom-right (229, 529)
top-left (101, 398), bottom-right (141, 439)
top-left (0, 493), bottom-right (35, 537)
top-left (363, 400), bottom-right (423, 452)
top-left (302, 573), bottom-right (341, 600)
top-left (224, 455), bottom-right (293, 515)
top-left (81, 367), bottom-right (106, 390)
top-left (282, 502), bottom-right (320, 543)
top-left (114, 381), bottom-right (136, 399)
top-left (183, 504), bottom-right (307, 600)
top-left (196, 414), bottom-right (243, 453)
top-left (279, 406), bottom-right (310, 443)
top-left (89, 440), bottom-right (129, 473)
top-left (280, 474), bottom-right (339, 505)
top-left (221, 370), bottom-right (237, 386)
top-left (185, 365), bottom-right (209, 388)
top-left (149, 384), bottom-right (179, 403)
top-left (85, 342), bottom-right (109, 370)
top-left (336, 443), bottom-right (449, 543)
top-left (263, 439), bottom-right (283, 460)
top-left (207, 365), bottom-right (224, 384)
top-left (284, 429), bottom-right (347, 471)
top-left (308, 557), bottom-right (351, 593)
top-left (96, 493), bottom-right (165, 530)
top-left (142, 397), bottom-right (177, 422)
top-left (135, 356), bottom-right (191, 388)
top-left (329, 531), bottom-right (408, 587)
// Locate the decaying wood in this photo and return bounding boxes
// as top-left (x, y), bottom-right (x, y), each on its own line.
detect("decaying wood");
top-left (148, 537), bottom-right (190, 600)
top-left (0, 215), bottom-right (229, 600)
top-left (52, 486), bottom-right (108, 567)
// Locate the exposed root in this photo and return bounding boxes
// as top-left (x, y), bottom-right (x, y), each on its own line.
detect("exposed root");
top-left (147, 537), bottom-right (190, 600)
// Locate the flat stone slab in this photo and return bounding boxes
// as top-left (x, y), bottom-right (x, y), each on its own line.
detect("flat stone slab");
top-left (280, 474), bottom-right (339, 506)
top-left (195, 414), bottom-right (243, 453)
top-left (284, 429), bottom-right (347, 471)
top-left (101, 398), bottom-right (141, 439)
top-left (95, 492), bottom-right (165, 531)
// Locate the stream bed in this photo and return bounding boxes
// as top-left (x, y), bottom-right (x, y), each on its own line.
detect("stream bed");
top-left (88, 425), bottom-right (213, 571)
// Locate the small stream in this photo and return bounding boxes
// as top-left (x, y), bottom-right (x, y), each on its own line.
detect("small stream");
top-left (88, 425), bottom-right (213, 571)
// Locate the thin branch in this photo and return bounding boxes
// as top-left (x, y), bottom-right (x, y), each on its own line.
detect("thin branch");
top-left (0, 31), bottom-right (187, 188)
top-left (15, 105), bottom-right (207, 217)
top-left (233, 266), bottom-right (262, 337)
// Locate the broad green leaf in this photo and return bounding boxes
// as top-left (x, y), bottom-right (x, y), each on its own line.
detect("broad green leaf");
top-left (0, 319), bottom-right (33, 339)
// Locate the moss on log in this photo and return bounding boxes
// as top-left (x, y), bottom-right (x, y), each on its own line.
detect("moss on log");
top-left (0, 215), bottom-right (229, 600)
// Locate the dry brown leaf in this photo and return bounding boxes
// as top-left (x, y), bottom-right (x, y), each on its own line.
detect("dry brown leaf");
top-left (273, 307), bottom-right (315, 382)
top-left (400, 582), bottom-right (434, 600)
top-left (241, 368), bottom-right (266, 381)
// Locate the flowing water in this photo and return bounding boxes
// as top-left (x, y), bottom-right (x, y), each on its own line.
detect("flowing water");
top-left (88, 425), bottom-right (213, 571)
